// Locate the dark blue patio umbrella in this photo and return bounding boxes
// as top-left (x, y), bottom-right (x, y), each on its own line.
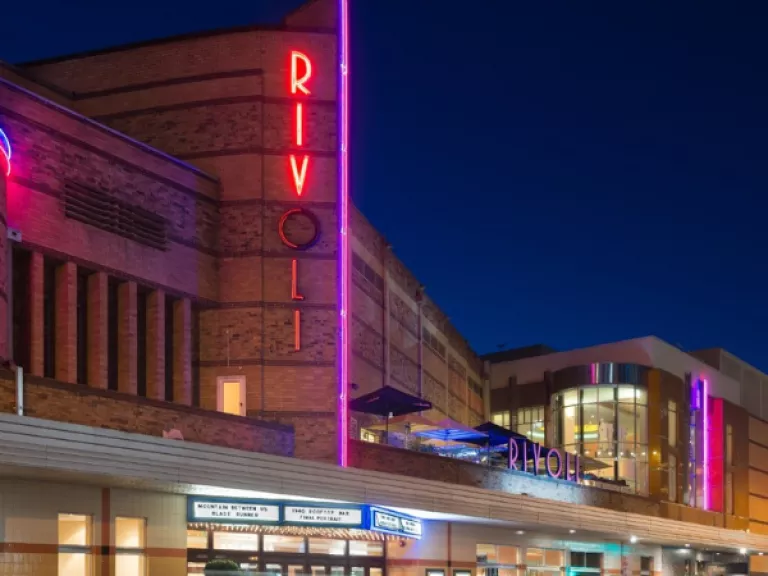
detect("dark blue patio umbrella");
top-left (349, 385), bottom-right (432, 438)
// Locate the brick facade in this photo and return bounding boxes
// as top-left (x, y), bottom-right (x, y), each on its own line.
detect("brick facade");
top-left (0, 0), bottom-right (483, 468)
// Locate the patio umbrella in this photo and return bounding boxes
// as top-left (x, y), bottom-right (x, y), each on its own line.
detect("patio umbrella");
top-left (414, 418), bottom-right (489, 443)
top-left (367, 414), bottom-right (438, 434)
top-left (349, 385), bottom-right (432, 439)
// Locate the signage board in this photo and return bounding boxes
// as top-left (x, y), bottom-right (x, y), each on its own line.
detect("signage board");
top-left (190, 499), bottom-right (280, 523)
top-left (369, 507), bottom-right (422, 539)
top-left (284, 505), bottom-right (363, 527)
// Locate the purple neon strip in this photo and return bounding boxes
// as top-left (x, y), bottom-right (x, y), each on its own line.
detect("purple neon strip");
top-left (337, 0), bottom-right (350, 467)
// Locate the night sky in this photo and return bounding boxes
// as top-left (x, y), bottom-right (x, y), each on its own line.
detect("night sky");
top-left (3, 1), bottom-right (768, 369)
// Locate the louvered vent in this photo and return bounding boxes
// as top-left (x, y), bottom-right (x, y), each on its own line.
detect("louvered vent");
top-left (63, 182), bottom-right (168, 251)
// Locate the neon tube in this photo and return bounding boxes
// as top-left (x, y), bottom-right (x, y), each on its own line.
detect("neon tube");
top-left (337, 0), bottom-right (350, 467)
top-left (0, 128), bottom-right (11, 177)
top-left (702, 377), bottom-right (709, 510)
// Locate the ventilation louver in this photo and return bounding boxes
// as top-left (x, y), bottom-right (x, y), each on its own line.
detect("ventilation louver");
top-left (63, 181), bottom-right (168, 251)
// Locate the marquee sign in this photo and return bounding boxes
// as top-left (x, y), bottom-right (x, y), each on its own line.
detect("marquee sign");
top-left (187, 498), bottom-right (422, 538)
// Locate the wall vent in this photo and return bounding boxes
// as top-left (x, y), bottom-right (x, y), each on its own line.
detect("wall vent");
top-left (64, 181), bottom-right (168, 251)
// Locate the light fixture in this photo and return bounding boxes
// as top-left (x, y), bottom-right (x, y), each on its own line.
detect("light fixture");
top-left (685, 544), bottom-right (690, 548)
top-left (759, 552), bottom-right (764, 556)
top-left (630, 536), bottom-right (638, 544)
top-left (569, 529), bottom-right (576, 534)
top-left (516, 530), bottom-right (525, 535)
top-left (740, 548), bottom-right (747, 555)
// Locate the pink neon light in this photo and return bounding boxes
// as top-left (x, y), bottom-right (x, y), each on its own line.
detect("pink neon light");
top-left (290, 155), bottom-right (309, 196)
top-left (338, 0), bottom-right (350, 467)
top-left (0, 128), bottom-right (11, 177)
top-left (291, 51), bottom-right (312, 95)
top-left (702, 377), bottom-right (709, 510)
top-left (296, 103), bottom-right (304, 147)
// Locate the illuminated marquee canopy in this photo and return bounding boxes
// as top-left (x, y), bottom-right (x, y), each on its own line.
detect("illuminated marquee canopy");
top-left (187, 498), bottom-right (422, 539)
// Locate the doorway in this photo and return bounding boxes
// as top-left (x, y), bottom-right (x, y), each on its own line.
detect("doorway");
top-left (217, 376), bottom-right (246, 416)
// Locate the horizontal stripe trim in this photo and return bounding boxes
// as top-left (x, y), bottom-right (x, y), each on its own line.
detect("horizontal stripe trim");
top-left (94, 94), bottom-right (336, 121)
top-left (22, 24), bottom-right (335, 67)
top-left (76, 68), bottom-right (265, 99)
top-left (217, 301), bottom-right (336, 310)
top-left (177, 146), bottom-right (336, 160)
top-left (0, 105), bottom-right (219, 203)
top-left (0, 79), bottom-right (218, 185)
top-left (221, 198), bottom-right (337, 209)
top-left (0, 542), bottom-right (185, 557)
top-left (196, 359), bottom-right (334, 368)
top-left (750, 439), bottom-right (768, 451)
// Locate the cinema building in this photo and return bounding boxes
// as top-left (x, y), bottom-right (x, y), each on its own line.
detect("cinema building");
top-left (0, 0), bottom-right (767, 575)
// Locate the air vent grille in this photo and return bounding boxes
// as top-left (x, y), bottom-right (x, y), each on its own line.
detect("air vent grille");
top-left (64, 182), bottom-right (168, 251)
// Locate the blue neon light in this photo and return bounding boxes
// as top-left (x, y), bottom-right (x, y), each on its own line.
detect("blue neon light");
top-left (0, 128), bottom-right (10, 177)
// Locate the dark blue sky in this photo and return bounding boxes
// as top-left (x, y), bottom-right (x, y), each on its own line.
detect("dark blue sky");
top-left (4, 1), bottom-right (768, 368)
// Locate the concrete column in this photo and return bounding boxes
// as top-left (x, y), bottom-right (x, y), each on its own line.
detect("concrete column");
top-left (173, 298), bottom-right (192, 405)
top-left (146, 289), bottom-right (165, 400)
top-left (87, 272), bottom-right (108, 389)
top-left (29, 252), bottom-right (44, 376)
top-left (118, 281), bottom-right (137, 395)
top-left (55, 261), bottom-right (77, 383)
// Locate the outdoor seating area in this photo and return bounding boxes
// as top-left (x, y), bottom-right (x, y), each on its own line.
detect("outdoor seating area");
top-left (349, 385), bottom-right (629, 493)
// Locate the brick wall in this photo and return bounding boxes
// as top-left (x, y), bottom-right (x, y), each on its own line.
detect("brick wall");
top-left (0, 370), bottom-right (293, 456)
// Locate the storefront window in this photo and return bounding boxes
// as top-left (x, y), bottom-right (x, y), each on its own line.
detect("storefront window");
top-left (213, 531), bottom-right (259, 551)
top-left (115, 517), bottom-right (146, 576)
top-left (477, 544), bottom-right (521, 576)
top-left (187, 529), bottom-right (208, 549)
top-left (58, 514), bottom-right (92, 576)
top-left (552, 384), bottom-right (649, 494)
top-left (349, 541), bottom-right (384, 556)
top-left (263, 535), bottom-right (306, 553)
top-left (310, 538), bottom-right (347, 555)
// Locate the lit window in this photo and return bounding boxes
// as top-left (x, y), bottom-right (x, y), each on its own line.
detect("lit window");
top-left (213, 531), bottom-right (258, 551)
top-left (492, 411), bottom-right (510, 428)
top-left (263, 535), bottom-right (306, 553)
top-left (58, 514), bottom-right (92, 576)
top-left (668, 400), bottom-right (677, 446)
top-left (349, 540), bottom-right (384, 557)
top-left (514, 406), bottom-right (545, 440)
top-left (187, 529), bottom-right (208, 549)
top-left (115, 517), bottom-right (146, 576)
top-left (310, 538), bottom-right (346, 555)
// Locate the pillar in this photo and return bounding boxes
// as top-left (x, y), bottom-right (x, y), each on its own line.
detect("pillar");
top-left (55, 261), bottom-right (77, 383)
top-left (146, 289), bottom-right (165, 400)
top-left (29, 252), bottom-right (44, 376)
top-left (87, 272), bottom-right (108, 389)
top-left (118, 281), bottom-right (137, 395)
top-left (173, 298), bottom-right (192, 405)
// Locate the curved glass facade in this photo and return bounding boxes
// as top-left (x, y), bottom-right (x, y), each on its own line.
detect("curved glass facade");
top-left (551, 384), bottom-right (648, 494)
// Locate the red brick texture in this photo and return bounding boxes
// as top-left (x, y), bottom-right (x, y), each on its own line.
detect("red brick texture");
top-left (28, 251), bottom-right (43, 376)
top-left (118, 281), bottom-right (137, 395)
top-left (54, 261), bottom-right (77, 383)
top-left (0, 369), bottom-right (293, 456)
top-left (87, 272), bottom-right (108, 388)
top-left (173, 298), bottom-right (192, 406)
top-left (146, 289), bottom-right (165, 400)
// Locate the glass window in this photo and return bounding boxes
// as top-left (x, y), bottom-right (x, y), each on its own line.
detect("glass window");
top-left (349, 540), bottom-right (384, 556)
top-left (526, 548), bottom-right (545, 566)
top-left (498, 546), bottom-right (519, 565)
top-left (492, 411), bottom-right (511, 428)
top-left (263, 535), bottom-right (306, 553)
top-left (668, 400), bottom-right (677, 446)
top-left (310, 538), bottom-right (346, 555)
top-left (58, 514), bottom-right (92, 576)
top-left (552, 384), bottom-right (649, 495)
top-left (115, 517), bottom-right (146, 576)
top-left (213, 531), bottom-right (259, 551)
top-left (515, 406), bottom-right (545, 440)
top-left (187, 529), bottom-right (208, 549)
top-left (545, 550), bottom-right (564, 567)
top-left (669, 454), bottom-right (677, 502)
